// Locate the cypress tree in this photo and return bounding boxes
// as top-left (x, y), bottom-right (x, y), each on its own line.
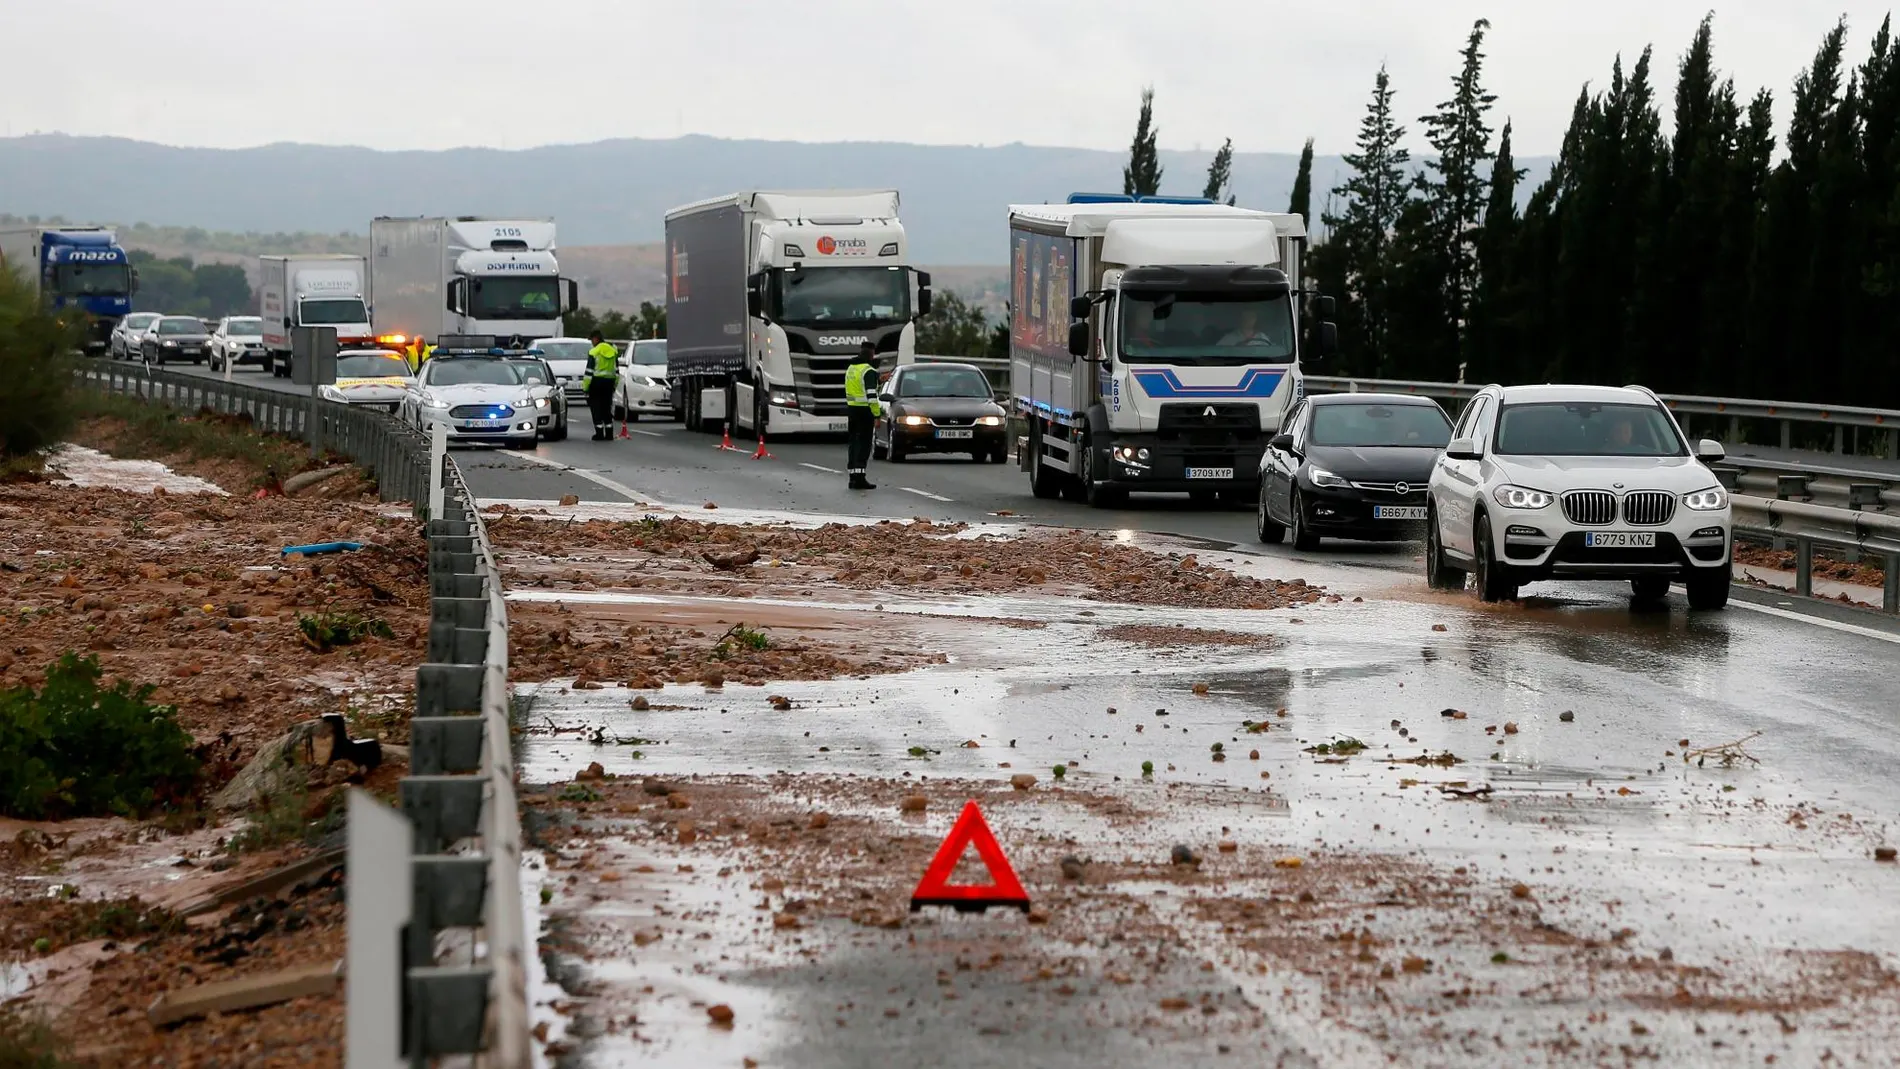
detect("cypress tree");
top-left (1415, 18), bottom-right (1499, 362)
top-left (1317, 65), bottom-right (1412, 374)
top-left (1287, 138), bottom-right (1314, 224)
top-left (1466, 121), bottom-right (1523, 384)
top-left (1203, 138), bottom-right (1236, 204)
top-left (1123, 87), bottom-right (1164, 198)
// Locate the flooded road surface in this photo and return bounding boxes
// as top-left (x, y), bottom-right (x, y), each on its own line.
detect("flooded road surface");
top-left (505, 512), bottom-right (1900, 1068)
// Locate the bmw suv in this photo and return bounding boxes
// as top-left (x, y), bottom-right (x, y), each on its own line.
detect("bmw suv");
top-left (1423, 384), bottom-right (1732, 609)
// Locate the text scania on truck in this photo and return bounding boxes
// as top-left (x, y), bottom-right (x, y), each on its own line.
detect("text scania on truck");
top-left (1009, 195), bottom-right (1337, 508)
top-left (663, 190), bottom-right (931, 436)
top-left (368, 217), bottom-right (579, 357)
top-left (0, 225), bottom-right (138, 353)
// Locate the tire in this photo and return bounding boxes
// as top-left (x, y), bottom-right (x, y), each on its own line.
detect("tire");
top-left (1473, 513), bottom-right (1518, 602)
top-left (544, 415), bottom-right (568, 442)
top-left (1685, 563), bottom-right (1731, 611)
top-left (1256, 476), bottom-right (1286, 545)
top-left (1078, 436), bottom-right (1125, 508)
top-left (872, 426), bottom-right (889, 461)
top-left (1289, 488), bottom-right (1320, 551)
top-left (685, 387), bottom-right (701, 433)
top-left (754, 389), bottom-right (769, 441)
top-left (1028, 426), bottom-right (1062, 500)
top-left (1630, 576), bottom-right (1672, 602)
top-left (888, 431), bottom-right (908, 462)
top-left (1423, 503), bottom-right (1464, 590)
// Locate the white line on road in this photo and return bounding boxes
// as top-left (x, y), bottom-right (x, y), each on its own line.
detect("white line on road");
top-left (628, 429), bottom-right (663, 437)
top-left (800, 463), bottom-right (842, 474)
top-left (510, 452), bottom-right (652, 503)
top-left (899, 487), bottom-right (954, 502)
top-left (1729, 598), bottom-right (1900, 645)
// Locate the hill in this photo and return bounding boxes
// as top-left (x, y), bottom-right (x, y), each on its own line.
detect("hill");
top-left (0, 134), bottom-right (1552, 266)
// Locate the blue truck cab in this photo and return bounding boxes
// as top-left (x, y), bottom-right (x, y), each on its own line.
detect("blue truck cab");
top-left (0, 226), bottom-right (138, 353)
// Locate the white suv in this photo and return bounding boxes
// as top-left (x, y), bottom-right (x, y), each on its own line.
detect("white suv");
top-left (1424, 384), bottom-right (1732, 609)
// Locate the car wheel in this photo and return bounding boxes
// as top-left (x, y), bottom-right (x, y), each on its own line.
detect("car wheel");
top-left (1424, 503), bottom-right (1464, 590)
top-left (1630, 577), bottom-right (1671, 602)
top-left (544, 415), bottom-right (568, 443)
top-left (1685, 563), bottom-right (1731, 611)
top-left (1256, 476), bottom-right (1285, 545)
top-left (1289, 488), bottom-right (1320, 551)
top-left (1473, 513), bottom-right (1518, 602)
top-left (888, 430), bottom-right (908, 463)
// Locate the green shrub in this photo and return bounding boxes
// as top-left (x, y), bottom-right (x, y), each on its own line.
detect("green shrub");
top-left (0, 654), bottom-right (201, 819)
top-left (0, 263), bottom-right (83, 460)
top-left (297, 611), bottom-right (394, 651)
top-left (0, 1005), bottom-right (74, 1068)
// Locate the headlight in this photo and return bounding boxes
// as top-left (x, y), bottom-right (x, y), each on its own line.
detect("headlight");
top-left (1307, 466), bottom-right (1350, 489)
top-left (975, 415), bottom-right (1003, 427)
top-left (319, 386), bottom-right (344, 401)
top-left (533, 397), bottom-right (550, 409)
top-left (769, 391), bottom-right (798, 407)
top-left (901, 415), bottom-right (928, 426)
top-left (422, 396), bottom-right (451, 410)
top-left (1493, 485), bottom-right (1553, 509)
top-left (161, 340), bottom-right (178, 347)
top-left (1682, 486), bottom-right (1728, 511)
top-left (1112, 446), bottom-right (1151, 466)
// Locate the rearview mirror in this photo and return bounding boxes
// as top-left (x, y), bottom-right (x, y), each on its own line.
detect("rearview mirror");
top-left (1269, 432), bottom-right (1296, 452)
top-left (1069, 295), bottom-right (1093, 320)
top-left (1445, 437), bottom-right (1480, 461)
top-left (1067, 321), bottom-right (1090, 358)
top-left (1315, 294), bottom-right (1337, 318)
top-left (1696, 438), bottom-right (1726, 462)
top-left (918, 286), bottom-right (932, 317)
top-left (1315, 321), bottom-right (1338, 358)
top-left (878, 392), bottom-right (895, 403)
top-left (746, 271), bottom-right (765, 319)
top-left (565, 279), bottom-right (580, 313)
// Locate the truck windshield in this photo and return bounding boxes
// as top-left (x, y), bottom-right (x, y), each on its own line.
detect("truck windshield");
top-left (471, 278), bottom-right (561, 320)
top-left (301, 298), bottom-right (369, 326)
top-left (775, 267), bottom-right (909, 325)
top-left (53, 262), bottom-right (131, 296)
top-left (1119, 293), bottom-right (1296, 366)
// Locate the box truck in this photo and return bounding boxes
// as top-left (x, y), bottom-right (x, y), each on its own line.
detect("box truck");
top-left (664, 190), bottom-right (930, 435)
top-left (0, 225), bottom-right (136, 353)
top-left (1009, 195), bottom-right (1336, 507)
top-left (369, 217), bottom-right (578, 352)
top-left (259, 255), bottom-right (373, 377)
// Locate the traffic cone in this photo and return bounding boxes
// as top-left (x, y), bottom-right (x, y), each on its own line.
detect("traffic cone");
top-left (617, 411), bottom-right (630, 440)
top-left (716, 423), bottom-right (733, 451)
top-left (752, 429), bottom-right (773, 460)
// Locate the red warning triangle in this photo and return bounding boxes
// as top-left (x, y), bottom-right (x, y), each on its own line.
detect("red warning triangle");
top-left (909, 801), bottom-right (1030, 914)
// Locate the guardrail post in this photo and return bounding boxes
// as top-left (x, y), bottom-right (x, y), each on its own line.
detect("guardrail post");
top-left (345, 790), bottom-right (411, 1069)
top-left (427, 423), bottom-right (448, 522)
top-left (1795, 536), bottom-right (1814, 598)
top-left (1887, 555), bottom-right (1900, 614)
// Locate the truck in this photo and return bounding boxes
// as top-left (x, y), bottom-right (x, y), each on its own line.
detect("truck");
top-left (0, 225), bottom-right (137, 353)
top-left (663, 190), bottom-right (931, 435)
top-left (1008, 195), bottom-right (1336, 507)
top-left (259, 255), bottom-right (374, 378)
top-left (368, 217), bottom-right (579, 355)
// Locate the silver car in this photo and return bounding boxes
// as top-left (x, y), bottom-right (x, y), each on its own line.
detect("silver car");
top-left (141, 316), bottom-right (211, 366)
top-left (110, 312), bottom-right (160, 360)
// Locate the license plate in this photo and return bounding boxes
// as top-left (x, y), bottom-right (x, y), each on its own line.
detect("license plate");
top-left (1374, 506), bottom-right (1427, 520)
top-left (1584, 531), bottom-right (1656, 548)
top-left (462, 419), bottom-right (507, 429)
top-left (935, 428), bottom-right (973, 440)
top-left (1186, 467), bottom-right (1234, 480)
top-left (827, 422), bottom-right (847, 432)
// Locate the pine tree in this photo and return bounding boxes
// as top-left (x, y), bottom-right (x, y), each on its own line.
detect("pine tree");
top-left (1123, 87), bottom-right (1164, 197)
top-left (1203, 138), bottom-right (1235, 204)
top-left (1286, 139), bottom-right (1314, 224)
top-left (1415, 18), bottom-right (1499, 362)
top-left (1465, 121), bottom-right (1524, 383)
top-left (1317, 66), bottom-right (1412, 373)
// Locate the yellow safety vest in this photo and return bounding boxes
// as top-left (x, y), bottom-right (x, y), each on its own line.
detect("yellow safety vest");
top-left (845, 362), bottom-right (881, 416)
top-left (582, 342), bottom-right (618, 386)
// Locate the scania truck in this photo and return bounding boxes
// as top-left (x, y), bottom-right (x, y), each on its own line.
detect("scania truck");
top-left (260, 254), bottom-right (374, 377)
top-left (368, 216), bottom-right (578, 354)
top-left (1009, 195), bottom-right (1336, 507)
top-left (0, 225), bottom-right (137, 353)
top-left (663, 190), bottom-right (930, 435)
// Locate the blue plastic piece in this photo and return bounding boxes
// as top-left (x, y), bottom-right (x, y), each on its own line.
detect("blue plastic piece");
top-left (1067, 193), bottom-right (1135, 204)
top-left (1135, 196), bottom-right (1215, 205)
top-left (282, 541), bottom-right (364, 557)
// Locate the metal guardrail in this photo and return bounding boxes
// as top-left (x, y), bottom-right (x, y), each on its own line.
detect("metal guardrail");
top-left (1732, 494), bottom-right (1900, 612)
top-left (75, 366), bottom-right (530, 1065)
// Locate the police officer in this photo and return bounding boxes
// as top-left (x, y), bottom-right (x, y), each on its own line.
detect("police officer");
top-left (843, 341), bottom-right (882, 490)
top-left (582, 330), bottom-right (619, 440)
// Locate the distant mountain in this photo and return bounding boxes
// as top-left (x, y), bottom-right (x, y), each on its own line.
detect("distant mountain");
top-left (0, 134), bottom-right (1552, 265)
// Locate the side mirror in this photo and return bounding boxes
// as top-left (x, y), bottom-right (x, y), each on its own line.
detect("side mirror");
top-left (1269, 432), bottom-right (1296, 453)
top-left (130, 266), bottom-right (141, 295)
top-left (1445, 437), bottom-right (1481, 461)
top-left (878, 392), bottom-right (895, 403)
top-left (1696, 438), bottom-right (1726, 462)
top-left (1315, 321), bottom-right (1338, 358)
top-left (1067, 320), bottom-right (1091, 358)
top-left (1315, 294), bottom-right (1337, 318)
top-left (445, 278), bottom-right (462, 313)
top-left (565, 279), bottom-right (580, 312)
top-left (1069, 295), bottom-right (1094, 320)
top-left (746, 272), bottom-right (765, 319)
top-left (918, 286), bottom-right (932, 317)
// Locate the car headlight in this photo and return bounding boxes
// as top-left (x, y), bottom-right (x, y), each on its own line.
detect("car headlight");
top-left (422, 396), bottom-right (450, 410)
top-left (900, 415), bottom-right (928, 426)
top-left (1682, 486), bottom-right (1728, 511)
top-left (533, 397), bottom-right (550, 409)
top-left (975, 415), bottom-right (1003, 427)
top-left (161, 340), bottom-right (178, 347)
top-left (1493, 485), bottom-right (1553, 509)
top-left (1307, 466), bottom-right (1350, 489)
top-left (319, 386), bottom-right (344, 401)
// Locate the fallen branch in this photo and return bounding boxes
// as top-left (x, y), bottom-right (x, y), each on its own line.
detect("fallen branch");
top-left (1684, 732), bottom-right (1762, 768)
top-left (1436, 783), bottom-right (1494, 799)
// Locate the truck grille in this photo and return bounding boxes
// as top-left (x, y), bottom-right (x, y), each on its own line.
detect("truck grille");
top-left (449, 404), bottom-right (514, 419)
top-left (1561, 490), bottom-right (1616, 526)
top-left (1621, 491), bottom-right (1676, 526)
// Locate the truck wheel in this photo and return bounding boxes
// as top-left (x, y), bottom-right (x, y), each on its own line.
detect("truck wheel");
top-left (1028, 426), bottom-right (1061, 500)
top-left (685, 387), bottom-right (700, 432)
top-left (1077, 437), bottom-right (1124, 508)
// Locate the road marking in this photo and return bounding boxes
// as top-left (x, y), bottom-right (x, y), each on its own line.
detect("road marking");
top-left (510, 452), bottom-right (650, 502)
top-left (630, 429), bottom-right (663, 437)
top-left (1728, 598), bottom-right (1900, 645)
top-left (800, 463), bottom-right (842, 474)
top-left (899, 487), bottom-right (954, 502)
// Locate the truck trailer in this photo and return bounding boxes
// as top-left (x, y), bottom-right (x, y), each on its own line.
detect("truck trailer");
top-left (663, 190), bottom-right (930, 435)
top-left (1009, 195), bottom-right (1336, 507)
top-left (0, 225), bottom-right (137, 353)
top-left (259, 255), bottom-right (374, 377)
top-left (369, 217), bottom-right (578, 353)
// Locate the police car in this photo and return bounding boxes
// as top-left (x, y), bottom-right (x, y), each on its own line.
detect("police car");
top-left (319, 350), bottom-right (415, 411)
top-left (399, 341), bottom-right (550, 448)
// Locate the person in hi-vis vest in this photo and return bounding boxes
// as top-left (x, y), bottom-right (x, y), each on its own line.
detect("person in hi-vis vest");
top-left (843, 341), bottom-right (883, 490)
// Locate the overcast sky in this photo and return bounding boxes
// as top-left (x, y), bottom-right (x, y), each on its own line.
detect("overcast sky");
top-left (8, 1), bottom-right (1894, 156)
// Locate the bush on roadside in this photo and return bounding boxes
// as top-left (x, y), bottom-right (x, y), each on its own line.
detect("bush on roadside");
top-left (0, 263), bottom-right (83, 460)
top-left (0, 654), bottom-right (202, 820)
top-left (0, 1005), bottom-right (74, 1069)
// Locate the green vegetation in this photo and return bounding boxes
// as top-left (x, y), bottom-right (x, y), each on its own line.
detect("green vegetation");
top-left (0, 1005), bottom-right (75, 1068)
top-left (0, 654), bottom-right (200, 819)
top-left (225, 784), bottom-right (327, 855)
top-left (1052, 763), bottom-right (1067, 780)
top-left (1141, 760), bottom-right (1154, 777)
top-left (0, 215), bottom-right (362, 258)
top-left (1303, 737), bottom-right (1368, 757)
top-left (297, 611), bottom-right (395, 652)
top-left (558, 783), bottom-right (601, 803)
top-left (1121, 87), bottom-right (1163, 197)
top-left (0, 259), bottom-right (83, 462)
top-left (914, 290), bottom-right (1007, 360)
top-left (712, 624), bottom-right (771, 660)
top-left (567, 301), bottom-right (666, 341)
top-left (127, 251), bottom-right (252, 319)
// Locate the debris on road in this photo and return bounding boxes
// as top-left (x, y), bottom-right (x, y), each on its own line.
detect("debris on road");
top-left (1685, 732), bottom-right (1763, 768)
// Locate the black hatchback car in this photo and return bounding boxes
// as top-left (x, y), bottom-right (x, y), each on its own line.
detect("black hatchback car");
top-left (873, 363), bottom-right (1009, 463)
top-left (1257, 393), bottom-right (1453, 549)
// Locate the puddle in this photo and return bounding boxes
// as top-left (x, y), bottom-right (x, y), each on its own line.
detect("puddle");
top-left (45, 444), bottom-right (228, 495)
